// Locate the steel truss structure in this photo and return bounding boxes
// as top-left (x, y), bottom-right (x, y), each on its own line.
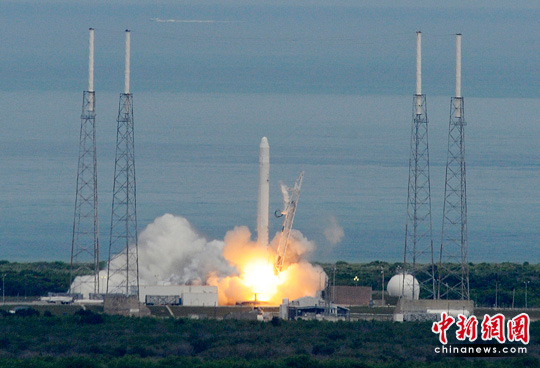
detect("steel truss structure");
top-left (106, 92), bottom-right (139, 297)
top-left (403, 93), bottom-right (436, 299)
top-left (438, 96), bottom-right (469, 300)
top-left (70, 90), bottom-right (100, 295)
top-left (274, 171), bottom-right (304, 275)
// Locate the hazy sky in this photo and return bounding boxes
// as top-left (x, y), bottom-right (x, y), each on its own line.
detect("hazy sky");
top-left (2, 1), bottom-right (540, 97)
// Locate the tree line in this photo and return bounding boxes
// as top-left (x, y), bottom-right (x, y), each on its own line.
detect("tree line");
top-left (0, 260), bottom-right (538, 308)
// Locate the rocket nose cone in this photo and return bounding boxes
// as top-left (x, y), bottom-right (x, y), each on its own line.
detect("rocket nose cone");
top-left (260, 137), bottom-right (269, 148)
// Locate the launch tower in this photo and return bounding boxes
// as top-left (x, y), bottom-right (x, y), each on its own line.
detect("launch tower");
top-left (403, 31), bottom-right (436, 299)
top-left (438, 34), bottom-right (469, 300)
top-left (70, 28), bottom-right (100, 295)
top-left (106, 30), bottom-right (139, 297)
top-left (274, 171), bottom-right (304, 275)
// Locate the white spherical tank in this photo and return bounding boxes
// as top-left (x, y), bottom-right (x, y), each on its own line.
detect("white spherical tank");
top-left (386, 273), bottom-right (420, 300)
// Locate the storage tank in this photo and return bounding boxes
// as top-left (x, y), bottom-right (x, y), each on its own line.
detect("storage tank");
top-left (387, 273), bottom-right (419, 300)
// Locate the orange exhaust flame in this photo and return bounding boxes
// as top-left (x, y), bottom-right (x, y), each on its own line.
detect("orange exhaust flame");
top-left (208, 226), bottom-right (324, 305)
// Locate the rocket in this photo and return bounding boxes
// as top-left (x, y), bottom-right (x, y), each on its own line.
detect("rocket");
top-left (257, 137), bottom-right (270, 247)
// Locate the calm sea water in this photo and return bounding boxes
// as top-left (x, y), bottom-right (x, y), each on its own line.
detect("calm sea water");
top-left (1, 1), bottom-right (540, 263)
top-left (1, 91), bottom-right (539, 263)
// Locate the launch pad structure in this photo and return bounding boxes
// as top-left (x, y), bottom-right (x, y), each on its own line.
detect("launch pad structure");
top-left (438, 34), bottom-right (469, 300)
top-left (106, 30), bottom-right (140, 297)
top-left (66, 28), bottom-right (469, 306)
top-left (403, 31), bottom-right (436, 300)
top-left (274, 171), bottom-right (304, 275)
top-left (70, 28), bottom-right (100, 296)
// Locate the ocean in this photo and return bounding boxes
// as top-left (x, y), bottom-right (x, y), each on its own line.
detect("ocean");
top-left (1, 1), bottom-right (539, 263)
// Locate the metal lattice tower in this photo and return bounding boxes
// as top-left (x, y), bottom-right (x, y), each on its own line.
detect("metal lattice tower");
top-left (438, 34), bottom-right (469, 300)
top-left (70, 28), bottom-right (100, 296)
top-left (106, 30), bottom-right (139, 297)
top-left (403, 32), bottom-right (436, 299)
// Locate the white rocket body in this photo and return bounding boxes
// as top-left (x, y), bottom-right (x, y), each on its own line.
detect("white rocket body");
top-left (257, 137), bottom-right (270, 247)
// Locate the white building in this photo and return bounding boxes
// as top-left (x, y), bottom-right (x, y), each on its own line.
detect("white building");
top-left (394, 299), bottom-right (474, 322)
top-left (279, 296), bottom-right (349, 320)
top-left (139, 285), bottom-right (218, 306)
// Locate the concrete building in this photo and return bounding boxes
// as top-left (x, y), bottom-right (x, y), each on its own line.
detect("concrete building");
top-left (104, 294), bottom-right (151, 316)
top-left (394, 298), bottom-right (474, 322)
top-left (279, 296), bottom-right (349, 320)
top-left (331, 286), bottom-right (371, 306)
top-left (139, 285), bottom-right (218, 306)
top-left (224, 307), bottom-right (270, 321)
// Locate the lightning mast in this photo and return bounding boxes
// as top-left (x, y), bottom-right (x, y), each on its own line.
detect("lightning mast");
top-left (403, 31), bottom-right (436, 299)
top-left (274, 171), bottom-right (304, 275)
top-left (70, 28), bottom-right (100, 296)
top-left (106, 30), bottom-right (139, 297)
top-left (438, 34), bottom-right (469, 300)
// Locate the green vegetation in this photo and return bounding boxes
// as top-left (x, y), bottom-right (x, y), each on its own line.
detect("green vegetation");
top-left (318, 261), bottom-right (540, 308)
top-left (0, 260), bottom-right (105, 298)
top-left (0, 356), bottom-right (538, 368)
top-left (0, 312), bottom-right (538, 367)
top-left (1, 260), bottom-right (539, 308)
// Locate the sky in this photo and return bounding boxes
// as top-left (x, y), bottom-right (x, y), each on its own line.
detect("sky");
top-left (2, 1), bottom-right (540, 97)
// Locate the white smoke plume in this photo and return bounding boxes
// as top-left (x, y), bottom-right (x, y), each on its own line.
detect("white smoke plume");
top-left (137, 214), bottom-right (234, 285)
top-left (324, 216), bottom-right (344, 246)
top-left (71, 214), bottom-right (233, 296)
top-left (279, 181), bottom-right (290, 210)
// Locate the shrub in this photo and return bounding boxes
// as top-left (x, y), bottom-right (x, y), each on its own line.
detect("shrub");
top-left (270, 316), bottom-right (282, 327)
top-left (284, 355), bottom-right (319, 368)
top-left (74, 309), bottom-right (104, 325)
top-left (312, 344), bottom-right (335, 356)
top-left (59, 356), bottom-right (101, 368)
top-left (15, 307), bottom-right (40, 317)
